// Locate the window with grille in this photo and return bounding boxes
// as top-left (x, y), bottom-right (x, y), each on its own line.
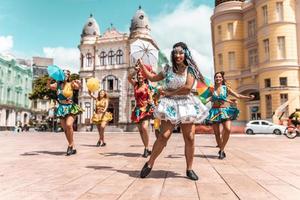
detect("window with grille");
top-left (116, 49), bottom-right (123, 64)
top-left (277, 36), bottom-right (286, 59)
top-left (265, 94), bottom-right (272, 118)
top-left (228, 51), bottom-right (235, 70)
top-left (276, 2), bottom-right (284, 21)
top-left (108, 50), bottom-right (114, 65)
top-left (248, 20), bottom-right (256, 39)
top-left (227, 23), bottom-right (233, 39)
top-left (99, 51), bottom-right (106, 66)
top-left (248, 49), bottom-right (258, 67)
top-left (279, 77), bottom-right (287, 86)
top-left (264, 78), bottom-right (271, 88)
top-left (262, 5), bottom-right (268, 25)
top-left (86, 53), bottom-right (93, 67)
top-left (263, 39), bottom-right (270, 61)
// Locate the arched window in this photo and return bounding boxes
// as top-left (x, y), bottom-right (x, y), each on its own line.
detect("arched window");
top-left (102, 75), bottom-right (119, 92)
top-left (108, 50), bottom-right (114, 65)
top-left (99, 51), bottom-right (107, 66)
top-left (116, 49), bottom-right (123, 64)
top-left (86, 53), bottom-right (93, 67)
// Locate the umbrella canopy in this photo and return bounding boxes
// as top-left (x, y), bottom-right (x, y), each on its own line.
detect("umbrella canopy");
top-left (86, 77), bottom-right (100, 92)
top-left (130, 39), bottom-right (158, 72)
top-left (47, 65), bottom-right (65, 81)
top-left (196, 76), bottom-right (214, 104)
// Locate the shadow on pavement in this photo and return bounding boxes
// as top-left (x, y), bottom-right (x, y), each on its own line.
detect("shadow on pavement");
top-left (86, 165), bottom-right (183, 179)
top-left (195, 154), bottom-right (219, 159)
top-left (100, 152), bottom-right (141, 157)
top-left (81, 144), bottom-right (98, 147)
top-left (20, 151), bottom-right (66, 156)
top-left (86, 166), bottom-right (113, 170)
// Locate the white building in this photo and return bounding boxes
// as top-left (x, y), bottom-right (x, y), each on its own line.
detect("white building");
top-left (78, 7), bottom-right (158, 131)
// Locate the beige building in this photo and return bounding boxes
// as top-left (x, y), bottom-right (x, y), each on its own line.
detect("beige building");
top-left (211, 0), bottom-right (300, 123)
top-left (78, 7), bottom-right (158, 131)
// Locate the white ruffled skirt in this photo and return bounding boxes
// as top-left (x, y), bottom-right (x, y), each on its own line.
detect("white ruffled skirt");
top-left (154, 95), bottom-right (209, 124)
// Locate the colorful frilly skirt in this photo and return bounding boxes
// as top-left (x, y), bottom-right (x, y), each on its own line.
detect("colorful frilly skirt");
top-left (154, 95), bottom-right (209, 124)
top-left (207, 106), bottom-right (239, 123)
top-left (55, 103), bottom-right (83, 118)
top-left (131, 104), bottom-right (154, 123)
top-left (92, 112), bottom-right (113, 124)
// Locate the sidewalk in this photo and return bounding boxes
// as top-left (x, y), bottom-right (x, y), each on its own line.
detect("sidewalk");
top-left (0, 132), bottom-right (299, 199)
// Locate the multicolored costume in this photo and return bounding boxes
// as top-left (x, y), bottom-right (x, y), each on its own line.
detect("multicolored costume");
top-left (207, 85), bottom-right (239, 123)
top-left (131, 82), bottom-right (155, 123)
top-left (155, 65), bottom-right (208, 124)
top-left (92, 98), bottom-right (113, 124)
top-left (55, 83), bottom-right (83, 118)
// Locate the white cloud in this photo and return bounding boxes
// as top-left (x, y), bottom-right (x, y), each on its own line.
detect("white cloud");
top-left (0, 35), bottom-right (13, 53)
top-left (151, 0), bottom-right (214, 78)
top-left (43, 47), bottom-right (80, 73)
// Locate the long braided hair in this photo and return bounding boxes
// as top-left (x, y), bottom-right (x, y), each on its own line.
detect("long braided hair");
top-left (170, 42), bottom-right (204, 82)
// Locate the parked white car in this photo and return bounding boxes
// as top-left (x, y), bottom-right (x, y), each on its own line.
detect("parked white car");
top-left (245, 120), bottom-right (286, 135)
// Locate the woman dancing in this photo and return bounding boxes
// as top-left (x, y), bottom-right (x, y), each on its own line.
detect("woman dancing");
top-left (48, 70), bottom-right (83, 156)
top-left (88, 89), bottom-right (112, 147)
top-left (208, 71), bottom-right (254, 159)
top-left (128, 68), bottom-right (155, 158)
top-left (138, 42), bottom-right (209, 180)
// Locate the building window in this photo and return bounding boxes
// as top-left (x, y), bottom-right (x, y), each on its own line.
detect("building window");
top-left (108, 50), bottom-right (114, 65)
top-left (7, 88), bottom-right (11, 102)
top-left (277, 36), bottom-right (286, 59)
top-left (265, 78), bottom-right (271, 88)
top-left (227, 23), bottom-right (233, 39)
top-left (248, 20), bottom-right (256, 39)
top-left (218, 53), bottom-right (223, 69)
top-left (276, 2), bottom-right (284, 21)
top-left (263, 39), bottom-right (270, 61)
top-left (86, 53), bottom-right (93, 67)
top-left (228, 51), bottom-right (235, 70)
top-left (248, 49), bottom-right (258, 67)
top-left (99, 51), bottom-right (106, 66)
top-left (279, 77), bottom-right (287, 86)
top-left (102, 75), bottom-right (119, 92)
top-left (217, 25), bottom-right (222, 42)
top-left (265, 94), bottom-right (272, 118)
top-left (262, 5), bottom-right (268, 25)
top-left (280, 93), bottom-right (288, 117)
top-left (8, 70), bottom-right (11, 82)
top-left (116, 49), bottom-right (123, 64)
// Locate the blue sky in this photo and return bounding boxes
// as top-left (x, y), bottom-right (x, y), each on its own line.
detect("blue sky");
top-left (0, 0), bottom-right (214, 76)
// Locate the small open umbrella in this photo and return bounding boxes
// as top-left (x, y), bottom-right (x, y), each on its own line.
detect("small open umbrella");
top-left (47, 65), bottom-right (65, 81)
top-left (130, 39), bottom-right (158, 72)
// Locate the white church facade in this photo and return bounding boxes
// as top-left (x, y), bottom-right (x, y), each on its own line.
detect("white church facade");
top-left (78, 7), bottom-right (158, 131)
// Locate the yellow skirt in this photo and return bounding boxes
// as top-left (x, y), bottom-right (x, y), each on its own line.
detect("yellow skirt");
top-left (92, 112), bottom-right (113, 124)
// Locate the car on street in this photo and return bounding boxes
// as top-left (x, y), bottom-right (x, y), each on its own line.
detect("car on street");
top-left (245, 120), bottom-right (286, 135)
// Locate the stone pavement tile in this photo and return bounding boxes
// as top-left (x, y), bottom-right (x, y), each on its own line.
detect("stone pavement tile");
top-left (159, 177), bottom-right (199, 199)
top-left (1, 190), bottom-right (47, 200)
top-left (117, 178), bottom-right (165, 200)
top-left (196, 183), bottom-right (238, 200)
top-left (78, 193), bottom-right (119, 200)
top-left (258, 180), bottom-right (300, 200)
top-left (220, 174), bottom-right (277, 199)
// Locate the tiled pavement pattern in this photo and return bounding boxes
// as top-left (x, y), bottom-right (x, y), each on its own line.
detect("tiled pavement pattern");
top-left (0, 132), bottom-right (300, 200)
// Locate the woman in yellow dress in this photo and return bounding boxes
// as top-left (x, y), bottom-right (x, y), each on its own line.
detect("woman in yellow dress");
top-left (88, 90), bottom-right (113, 146)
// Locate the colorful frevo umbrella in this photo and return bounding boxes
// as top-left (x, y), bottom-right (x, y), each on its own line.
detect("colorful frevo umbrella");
top-left (196, 76), bottom-right (214, 104)
top-left (47, 65), bottom-right (65, 81)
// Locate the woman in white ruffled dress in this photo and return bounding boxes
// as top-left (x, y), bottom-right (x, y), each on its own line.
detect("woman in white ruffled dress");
top-left (138, 42), bottom-right (209, 180)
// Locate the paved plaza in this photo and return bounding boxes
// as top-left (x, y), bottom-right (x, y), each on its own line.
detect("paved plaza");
top-left (0, 131), bottom-right (300, 200)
